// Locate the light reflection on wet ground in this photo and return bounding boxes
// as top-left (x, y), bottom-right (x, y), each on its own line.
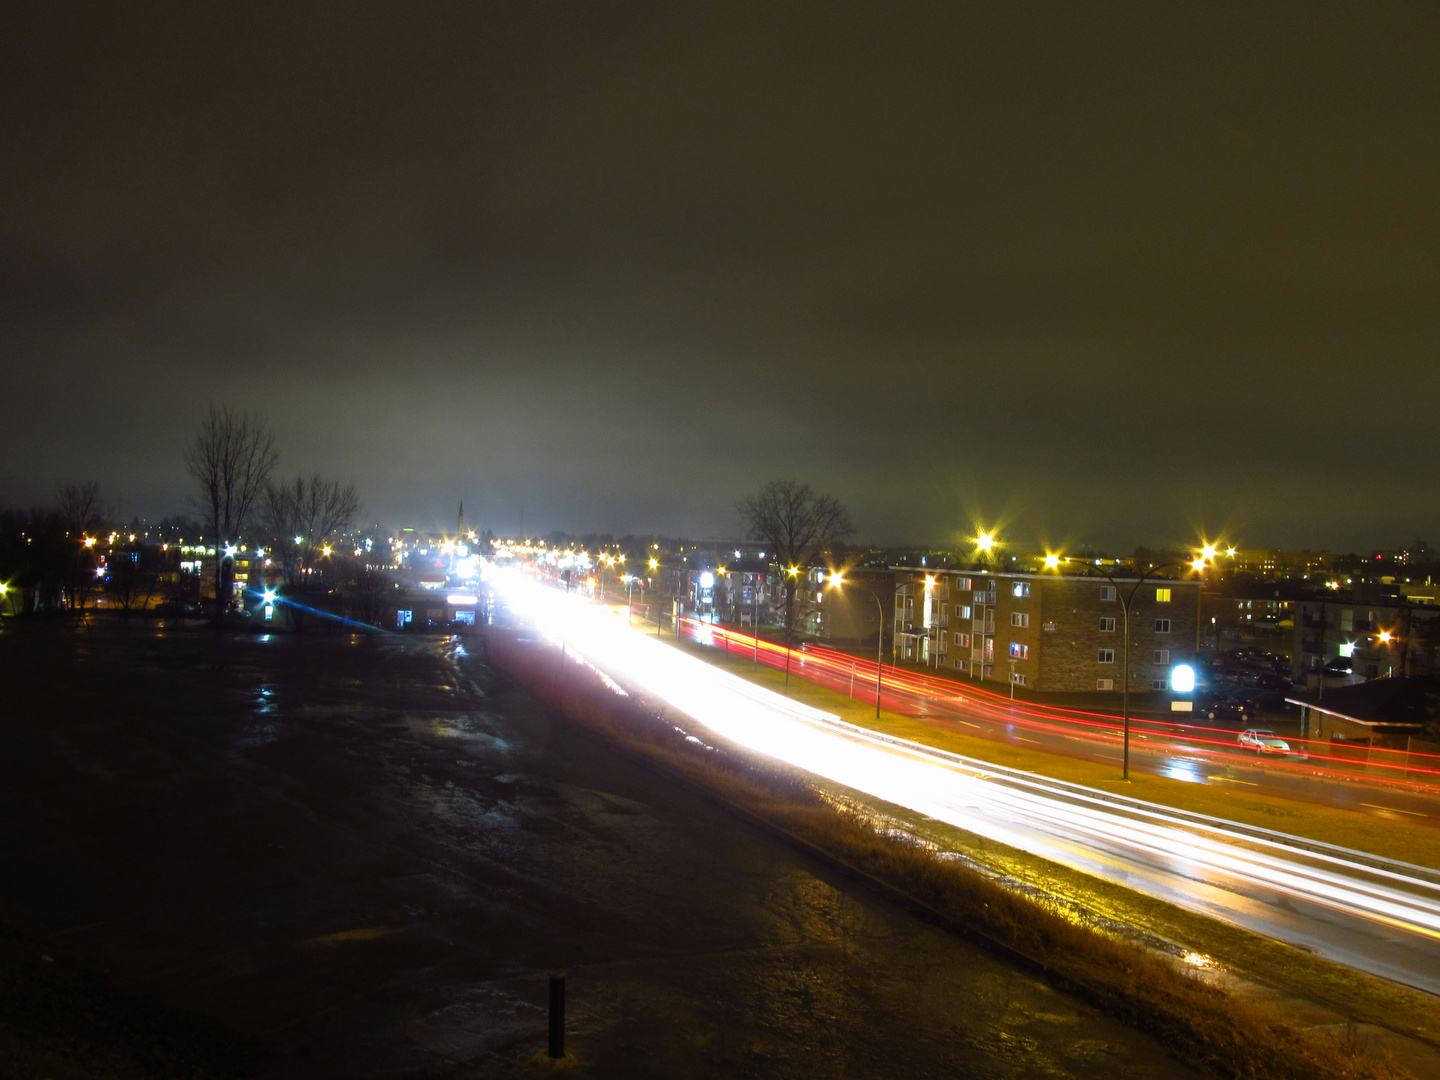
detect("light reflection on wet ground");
top-left (0, 629), bottom-right (1199, 1078)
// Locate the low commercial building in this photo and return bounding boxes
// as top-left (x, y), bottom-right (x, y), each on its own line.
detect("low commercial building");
top-left (891, 567), bottom-right (1201, 694)
top-left (1285, 678), bottom-right (1436, 753)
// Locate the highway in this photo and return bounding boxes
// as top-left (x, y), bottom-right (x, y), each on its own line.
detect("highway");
top-left (494, 567), bottom-right (1440, 994)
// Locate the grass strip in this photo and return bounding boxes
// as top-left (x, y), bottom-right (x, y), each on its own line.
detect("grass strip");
top-left (485, 629), bottom-right (1413, 1080)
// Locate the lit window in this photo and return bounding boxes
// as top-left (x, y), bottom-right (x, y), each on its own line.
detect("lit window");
top-left (1097, 649), bottom-right (1115, 663)
top-left (1011, 672), bottom-right (1028, 686)
top-left (1099, 585), bottom-right (1116, 601)
top-left (1098, 617), bottom-right (1116, 632)
top-left (1097, 678), bottom-right (1114, 691)
top-left (1156, 587), bottom-right (1172, 603)
top-left (1155, 619), bottom-right (1171, 633)
top-left (1009, 642), bottom-right (1028, 659)
top-left (956, 605), bottom-right (972, 620)
top-left (1011, 612), bottom-right (1030, 627)
top-left (1153, 649), bottom-right (1170, 664)
top-left (954, 632), bottom-right (971, 647)
top-left (1013, 582), bottom-right (1031, 598)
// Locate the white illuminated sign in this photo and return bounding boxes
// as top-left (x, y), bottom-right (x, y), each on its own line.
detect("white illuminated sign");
top-left (1170, 663), bottom-right (1196, 694)
top-left (447, 593), bottom-right (479, 605)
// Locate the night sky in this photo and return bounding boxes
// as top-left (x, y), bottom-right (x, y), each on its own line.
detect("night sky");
top-left (4, 3), bottom-right (1438, 550)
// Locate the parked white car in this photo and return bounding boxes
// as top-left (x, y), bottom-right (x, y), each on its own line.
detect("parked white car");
top-left (1238, 728), bottom-right (1290, 754)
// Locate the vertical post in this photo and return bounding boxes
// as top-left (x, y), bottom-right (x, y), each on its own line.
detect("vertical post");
top-left (1121, 598), bottom-right (1131, 781)
top-left (548, 972), bottom-right (566, 1059)
top-left (753, 582), bottom-right (760, 669)
top-left (874, 591), bottom-right (884, 719)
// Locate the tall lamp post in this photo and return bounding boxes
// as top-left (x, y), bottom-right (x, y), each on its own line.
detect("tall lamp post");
top-left (827, 575), bottom-right (901, 720)
top-left (1045, 553), bottom-right (1206, 780)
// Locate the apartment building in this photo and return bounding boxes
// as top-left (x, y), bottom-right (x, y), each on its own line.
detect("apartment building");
top-left (892, 568), bottom-right (1201, 694)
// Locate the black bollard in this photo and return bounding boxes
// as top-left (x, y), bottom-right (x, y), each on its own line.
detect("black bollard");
top-left (548, 972), bottom-right (566, 1058)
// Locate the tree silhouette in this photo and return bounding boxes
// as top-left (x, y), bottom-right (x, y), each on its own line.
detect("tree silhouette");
top-left (184, 405), bottom-right (278, 623)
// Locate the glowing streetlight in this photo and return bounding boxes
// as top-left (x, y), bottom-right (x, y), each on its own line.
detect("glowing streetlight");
top-left (975, 531), bottom-right (996, 554)
top-left (827, 574), bottom-right (896, 720)
top-left (1043, 553), bottom-right (1060, 569)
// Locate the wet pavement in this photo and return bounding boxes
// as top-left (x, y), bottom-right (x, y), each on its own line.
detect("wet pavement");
top-left (0, 626), bottom-right (1199, 1077)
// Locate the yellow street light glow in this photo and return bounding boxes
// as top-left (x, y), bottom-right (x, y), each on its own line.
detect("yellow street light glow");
top-left (82, 536), bottom-right (96, 548)
top-left (1226, 547), bottom-right (1237, 558)
top-left (828, 574), bottom-right (845, 587)
top-left (649, 558), bottom-right (659, 570)
top-left (1378, 631), bottom-right (1394, 644)
top-left (1201, 543), bottom-right (1218, 560)
top-left (975, 531), bottom-right (996, 552)
top-left (786, 566), bottom-right (798, 576)
top-left (1043, 554), bottom-right (1060, 569)
top-left (1190, 557), bottom-right (1207, 572)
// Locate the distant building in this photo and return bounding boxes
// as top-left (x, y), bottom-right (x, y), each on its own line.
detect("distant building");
top-left (1230, 549), bottom-right (1333, 580)
top-left (1291, 598), bottom-right (1440, 681)
top-left (890, 567), bottom-right (1201, 694)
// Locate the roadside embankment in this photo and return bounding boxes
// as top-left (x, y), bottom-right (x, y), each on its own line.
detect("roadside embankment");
top-left (484, 627), bottom-right (1417, 1080)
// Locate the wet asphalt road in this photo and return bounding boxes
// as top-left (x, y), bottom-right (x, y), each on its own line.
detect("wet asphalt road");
top-left (0, 626), bottom-right (1198, 1077)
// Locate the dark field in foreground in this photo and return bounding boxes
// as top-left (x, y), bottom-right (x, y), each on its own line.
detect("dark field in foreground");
top-left (0, 625), bottom-right (1196, 1078)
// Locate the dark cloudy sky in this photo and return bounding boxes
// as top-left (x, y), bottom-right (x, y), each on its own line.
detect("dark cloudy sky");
top-left (3, 3), bottom-right (1438, 550)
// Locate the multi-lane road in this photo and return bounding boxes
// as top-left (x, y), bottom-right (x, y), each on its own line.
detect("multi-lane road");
top-left (494, 567), bottom-right (1440, 994)
top-left (680, 620), bottom-right (1440, 821)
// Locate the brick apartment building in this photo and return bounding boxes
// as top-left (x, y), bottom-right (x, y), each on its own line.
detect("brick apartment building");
top-left (892, 568), bottom-right (1202, 694)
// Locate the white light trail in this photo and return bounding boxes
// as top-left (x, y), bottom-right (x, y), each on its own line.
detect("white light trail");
top-left (494, 570), bottom-right (1440, 991)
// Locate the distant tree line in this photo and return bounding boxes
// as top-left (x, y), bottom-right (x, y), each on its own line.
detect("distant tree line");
top-left (0, 403), bottom-right (372, 629)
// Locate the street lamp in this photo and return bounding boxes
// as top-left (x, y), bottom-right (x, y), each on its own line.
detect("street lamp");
top-left (1044, 554), bottom-right (1206, 780)
top-left (827, 574), bottom-right (901, 720)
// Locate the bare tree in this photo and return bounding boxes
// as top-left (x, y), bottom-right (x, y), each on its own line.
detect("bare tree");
top-left (185, 405), bottom-right (278, 621)
top-left (737, 480), bottom-right (854, 664)
top-left (56, 480), bottom-right (106, 611)
top-left (259, 475), bottom-right (360, 593)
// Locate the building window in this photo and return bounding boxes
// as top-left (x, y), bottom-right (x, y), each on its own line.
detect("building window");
top-left (1097, 649), bottom-right (1115, 663)
top-left (954, 658), bottom-right (968, 671)
top-left (954, 577), bottom-right (972, 591)
top-left (974, 590), bottom-right (988, 604)
top-left (1156, 587), bottom-right (1172, 603)
top-left (1151, 679), bottom-right (1168, 690)
top-left (1009, 642), bottom-right (1028, 659)
top-left (983, 637), bottom-right (994, 661)
top-left (955, 605), bottom-right (972, 620)
top-left (1011, 612), bottom-right (1030, 627)
top-left (1155, 619), bottom-right (1171, 633)
top-left (954, 632), bottom-right (971, 648)
top-left (1010, 672), bottom-right (1028, 686)
top-left (1099, 585), bottom-right (1116, 601)
top-left (1098, 617), bottom-right (1116, 632)
top-left (1153, 649), bottom-right (1170, 664)
top-left (1097, 678), bottom-right (1114, 691)
top-left (1013, 582), bottom-right (1031, 598)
